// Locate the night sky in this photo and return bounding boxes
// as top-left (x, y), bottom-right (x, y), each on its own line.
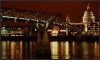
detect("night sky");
top-left (1, 1), bottom-right (99, 23)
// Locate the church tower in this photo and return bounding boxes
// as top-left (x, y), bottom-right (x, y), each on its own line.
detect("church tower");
top-left (82, 3), bottom-right (95, 32)
top-left (66, 14), bottom-right (70, 36)
top-left (66, 14), bottom-right (70, 24)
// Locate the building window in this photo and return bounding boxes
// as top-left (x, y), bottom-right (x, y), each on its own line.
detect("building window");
top-left (90, 30), bottom-right (93, 32)
top-left (91, 28), bottom-right (95, 30)
top-left (93, 26), bottom-right (95, 27)
top-left (91, 32), bottom-right (94, 34)
top-left (88, 24), bottom-right (90, 26)
top-left (88, 31), bottom-right (90, 34)
top-left (93, 24), bottom-right (95, 25)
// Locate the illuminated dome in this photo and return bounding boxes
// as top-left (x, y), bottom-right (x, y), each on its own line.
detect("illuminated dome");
top-left (83, 4), bottom-right (95, 23)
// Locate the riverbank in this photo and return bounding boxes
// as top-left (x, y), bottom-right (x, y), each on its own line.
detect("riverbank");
top-left (1, 36), bottom-right (37, 41)
top-left (1, 35), bottom-right (99, 41)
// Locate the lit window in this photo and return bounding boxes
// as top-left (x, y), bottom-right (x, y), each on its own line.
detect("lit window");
top-left (92, 28), bottom-right (95, 30)
top-left (91, 30), bottom-right (93, 32)
top-left (90, 28), bottom-right (93, 30)
top-left (94, 24), bottom-right (95, 25)
top-left (51, 30), bottom-right (58, 36)
top-left (88, 31), bottom-right (90, 33)
top-left (93, 26), bottom-right (95, 27)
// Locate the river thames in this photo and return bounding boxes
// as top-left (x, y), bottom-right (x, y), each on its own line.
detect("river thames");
top-left (1, 39), bottom-right (99, 59)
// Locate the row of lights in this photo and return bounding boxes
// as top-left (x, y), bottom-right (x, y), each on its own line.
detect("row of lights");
top-left (2, 15), bottom-right (50, 23)
top-left (53, 22), bottom-right (66, 27)
top-left (2, 15), bottom-right (67, 27)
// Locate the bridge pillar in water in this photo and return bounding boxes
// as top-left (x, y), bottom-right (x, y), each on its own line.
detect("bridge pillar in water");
top-left (35, 31), bottom-right (51, 58)
top-left (35, 15), bottom-right (58, 58)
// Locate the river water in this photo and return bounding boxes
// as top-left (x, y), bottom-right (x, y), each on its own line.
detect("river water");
top-left (1, 39), bottom-right (99, 59)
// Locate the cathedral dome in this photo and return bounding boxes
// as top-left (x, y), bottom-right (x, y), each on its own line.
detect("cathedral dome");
top-left (83, 3), bottom-right (95, 23)
top-left (84, 10), bottom-right (94, 17)
top-left (83, 4), bottom-right (94, 17)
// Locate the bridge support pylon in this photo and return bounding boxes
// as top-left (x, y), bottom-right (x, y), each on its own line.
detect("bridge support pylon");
top-left (35, 31), bottom-right (51, 58)
top-left (35, 15), bottom-right (58, 58)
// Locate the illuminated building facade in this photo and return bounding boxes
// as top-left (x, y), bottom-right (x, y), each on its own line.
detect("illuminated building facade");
top-left (87, 22), bottom-right (99, 36)
top-left (68, 23), bottom-right (84, 36)
top-left (66, 4), bottom-right (99, 36)
top-left (1, 4), bottom-right (99, 37)
top-left (83, 4), bottom-right (95, 32)
top-left (66, 14), bottom-right (84, 36)
top-left (82, 4), bottom-right (99, 36)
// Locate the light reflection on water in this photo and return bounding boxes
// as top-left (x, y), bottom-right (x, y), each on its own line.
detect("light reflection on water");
top-left (1, 40), bottom-right (99, 59)
top-left (82, 41), bottom-right (89, 59)
top-left (50, 41), bottom-right (58, 59)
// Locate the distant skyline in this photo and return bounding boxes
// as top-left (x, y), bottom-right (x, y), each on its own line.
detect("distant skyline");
top-left (1, 1), bottom-right (99, 23)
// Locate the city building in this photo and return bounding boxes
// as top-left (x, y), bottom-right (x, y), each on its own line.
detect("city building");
top-left (82, 4), bottom-right (99, 36)
top-left (66, 4), bottom-right (99, 36)
top-left (1, 4), bottom-right (99, 37)
top-left (66, 15), bottom-right (84, 36)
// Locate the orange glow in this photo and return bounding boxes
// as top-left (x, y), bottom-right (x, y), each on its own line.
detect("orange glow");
top-left (82, 41), bottom-right (88, 59)
top-left (19, 41), bottom-right (23, 59)
top-left (2, 41), bottom-right (7, 59)
top-left (65, 41), bottom-right (70, 59)
top-left (51, 25), bottom-right (60, 31)
top-left (94, 41), bottom-right (99, 59)
top-left (72, 41), bottom-right (75, 55)
top-left (50, 41), bottom-right (59, 59)
top-left (51, 30), bottom-right (58, 36)
top-left (52, 30), bottom-right (58, 34)
top-left (11, 41), bottom-right (15, 59)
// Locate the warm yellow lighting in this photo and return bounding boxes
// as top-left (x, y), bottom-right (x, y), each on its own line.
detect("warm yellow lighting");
top-left (65, 41), bottom-right (70, 59)
top-left (51, 30), bottom-right (58, 36)
top-left (51, 56), bottom-right (59, 59)
top-left (94, 41), bottom-right (99, 58)
top-left (61, 42), bottom-right (64, 55)
top-left (11, 41), bottom-right (15, 59)
top-left (72, 41), bottom-right (75, 55)
top-left (2, 41), bottom-right (7, 59)
top-left (52, 30), bottom-right (58, 34)
top-left (94, 32), bottom-right (98, 36)
top-left (74, 32), bottom-right (77, 33)
top-left (11, 35), bottom-right (16, 36)
top-left (19, 41), bottom-right (23, 59)
top-left (60, 30), bottom-right (66, 32)
top-left (47, 29), bottom-right (52, 32)
top-left (50, 41), bottom-right (59, 59)
top-left (82, 41), bottom-right (88, 59)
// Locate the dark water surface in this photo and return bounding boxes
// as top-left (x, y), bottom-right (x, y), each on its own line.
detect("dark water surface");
top-left (1, 40), bottom-right (99, 59)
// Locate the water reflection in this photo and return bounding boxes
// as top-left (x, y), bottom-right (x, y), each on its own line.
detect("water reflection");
top-left (94, 41), bottom-right (99, 59)
top-left (82, 41), bottom-right (89, 59)
top-left (72, 41), bottom-right (75, 56)
top-left (2, 41), bottom-right (7, 59)
top-left (1, 41), bottom-right (36, 59)
top-left (65, 41), bottom-right (70, 59)
top-left (50, 41), bottom-right (70, 59)
top-left (50, 41), bottom-right (99, 59)
top-left (11, 41), bottom-right (15, 59)
top-left (1, 40), bottom-right (99, 59)
top-left (35, 31), bottom-right (51, 59)
top-left (50, 41), bottom-right (58, 59)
